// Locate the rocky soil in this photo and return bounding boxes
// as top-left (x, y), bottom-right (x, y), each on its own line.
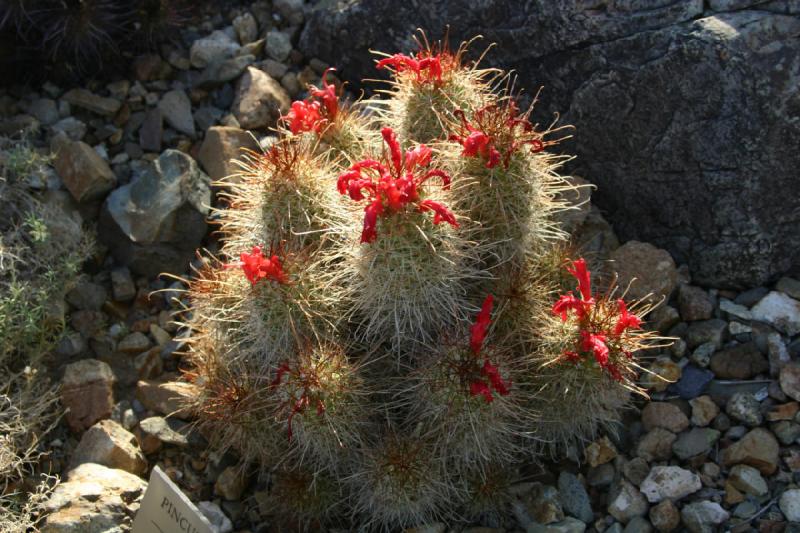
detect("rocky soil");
top-left (2, 1), bottom-right (800, 532)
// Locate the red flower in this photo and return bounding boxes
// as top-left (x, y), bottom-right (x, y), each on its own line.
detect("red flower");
top-left (552, 292), bottom-right (589, 321)
top-left (614, 299), bottom-right (642, 335)
top-left (228, 246), bottom-right (289, 286)
top-left (450, 110), bottom-right (502, 169)
top-left (470, 380), bottom-right (494, 403)
top-left (469, 295), bottom-right (494, 355)
top-left (580, 331), bottom-right (609, 366)
top-left (336, 127), bottom-right (457, 243)
top-left (309, 68), bottom-right (338, 120)
top-left (376, 52), bottom-right (444, 85)
top-left (566, 258), bottom-right (592, 301)
top-left (283, 100), bottom-right (323, 134)
top-left (482, 359), bottom-right (510, 396)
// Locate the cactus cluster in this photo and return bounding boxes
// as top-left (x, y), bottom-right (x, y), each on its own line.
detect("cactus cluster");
top-left (183, 36), bottom-right (662, 530)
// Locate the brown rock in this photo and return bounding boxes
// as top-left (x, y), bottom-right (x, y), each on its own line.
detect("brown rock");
top-left (767, 402), bottom-right (799, 422)
top-left (585, 436), bottom-right (618, 467)
top-left (710, 342), bottom-right (769, 379)
top-left (641, 402), bottom-right (690, 433)
top-left (54, 141), bottom-right (117, 202)
top-left (649, 499), bottom-right (680, 532)
top-left (62, 88), bottom-right (121, 116)
top-left (215, 466), bottom-right (248, 500)
top-left (41, 463), bottom-right (146, 532)
top-left (689, 395), bottom-right (720, 427)
top-left (134, 416), bottom-right (190, 454)
top-left (232, 66), bottom-right (290, 129)
top-left (135, 380), bottom-right (198, 419)
top-left (780, 362), bottom-right (800, 401)
top-left (678, 284), bottom-right (714, 321)
top-left (133, 347), bottom-right (163, 380)
top-left (61, 359), bottom-right (116, 433)
top-left (198, 126), bottom-right (260, 181)
top-left (721, 427), bottom-right (780, 475)
top-left (70, 419), bottom-right (147, 475)
top-left (642, 358), bottom-right (682, 392)
top-left (636, 428), bottom-right (677, 462)
top-left (610, 241), bottom-right (678, 302)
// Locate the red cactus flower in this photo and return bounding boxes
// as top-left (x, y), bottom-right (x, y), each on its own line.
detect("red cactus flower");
top-left (469, 295), bottom-right (494, 355)
top-left (482, 359), bottom-right (510, 396)
top-left (309, 68), bottom-right (338, 120)
top-left (336, 127), bottom-right (457, 243)
top-left (470, 380), bottom-right (494, 403)
top-left (552, 292), bottom-right (588, 321)
top-left (566, 258), bottom-right (592, 301)
top-left (283, 100), bottom-right (324, 134)
top-left (227, 246), bottom-right (289, 286)
top-left (376, 52), bottom-right (444, 85)
top-left (614, 299), bottom-right (642, 335)
top-left (580, 330), bottom-right (609, 366)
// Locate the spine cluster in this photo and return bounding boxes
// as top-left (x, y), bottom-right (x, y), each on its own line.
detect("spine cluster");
top-left (184, 35), bottom-right (661, 530)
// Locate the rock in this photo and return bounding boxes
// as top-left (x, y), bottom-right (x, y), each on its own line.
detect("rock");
top-left (622, 457), bottom-right (650, 486)
top-left (265, 30), bottom-right (292, 62)
top-left (635, 428), bottom-right (676, 462)
top-left (197, 54), bottom-right (256, 87)
top-left (721, 427), bottom-right (780, 475)
top-left (139, 107), bottom-right (163, 153)
top-left (780, 489), bottom-right (800, 522)
top-left (118, 331), bottom-right (152, 354)
top-left (197, 501), bottom-right (233, 533)
top-left (135, 416), bottom-right (189, 454)
top-left (752, 291), bottom-right (800, 336)
top-left (190, 30), bottom-right (241, 69)
top-left (768, 401), bottom-right (799, 421)
top-left (720, 298), bottom-right (752, 321)
top-left (608, 479), bottom-right (648, 524)
top-left (709, 342), bottom-right (769, 379)
top-left (527, 517), bottom-right (587, 533)
top-left (690, 396), bottom-right (719, 427)
top-left (149, 324), bottom-right (171, 346)
top-left (678, 285), bottom-right (714, 321)
top-left (158, 89), bottom-right (196, 137)
top-left (672, 428), bottom-right (720, 460)
top-left (54, 140), bottom-right (116, 202)
top-left (649, 500), bottom-right (680, 533)
top-left (41, 463), bottom-right (146, 532)
top-left (52, 116), bottom-right (87, 141)
top-left (609, 242), bottom-right (678, 302)
top-left (767, 332), bottom-right (790, 376)
top-left (100, 149), bottom-right (211, 276)
top-left (133, 346), bottom-right (163, 380)
top-left (685, 319), bottom-right (727, 349)
top-left (641, 402), bottom-right (689, 433)
top-left (780, 363), bottom-right (800, 401)
top-left (640, 466), bottom-right (701, 503)
top-left (233, 12), bottom-right (258, 44)
top-left (557, 472), bottom-right (593, 524)
top-left (726, 392), bottom-right (763, 427)
top-left (680, 501), bottom-right (729, 533)
top-left (777, 277), bottom-right (800, 300)
top-left (62, 88), bottom-right (121, 116)
top-left (65, 281), bottom-right (107, 310)
top-left (197, 126), bottom-right (260, 181)
top-left (584, 436), bottom-right (617, 467)
top-left (70, 419), bottom-right (147, 475)
top-left (29, 98), bottom-right (59, 125)
top-left (232, 67), bottom-right (290, 130)
top-left (61, 359), bottom-right (116, 433)
top-left (524, 484), bottom-right (564, 524)
top-left (689, 342), bottom-right (715, 368)
top-left (111, 267), bottom-right (136, 302)
top-left (135, 380), bottom-right (197, 419)
top-left (215, 466), bottom-right (248, 500)
top-left (641, 358), bottom-right (681, 392)
top-left (668, 365), bottom-right (714, 399)
top-left (728, 464), bottom-right (768, 496)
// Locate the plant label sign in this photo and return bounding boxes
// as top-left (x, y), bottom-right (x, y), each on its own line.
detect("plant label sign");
top-left (132, 466), bottom-right (215, 533)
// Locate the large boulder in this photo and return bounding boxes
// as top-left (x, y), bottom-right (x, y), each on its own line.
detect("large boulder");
top-left (300, 2), bottom-right (800, 288)
top-left (99, 149), bottom-right (211, 276)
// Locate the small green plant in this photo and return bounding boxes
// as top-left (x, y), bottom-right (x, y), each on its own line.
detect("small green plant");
top-left (0, 138), bottom-right (91, 532)
top-left (184, 36), bottom-right (663, 530)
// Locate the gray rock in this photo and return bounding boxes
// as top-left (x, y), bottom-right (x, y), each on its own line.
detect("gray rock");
top-left (215, 466), bottom-right (248, 500)
top-left (100, 149), bottom-right (210, 276)
top-left (190, 30), bottom-right (241, 69)
top-left (29, 98), bottom-right (59, 125)
top-left (233, 12), bottom-right (259, 44)
top-left (41, 463), bottom-right (146, 533)
top-left (197, 55), bottom-right (255, 88)
top-left (51, 117), bottom-right (87, 141)
top-left (780, 489), bottom-right (800, 522)
top-left (300, 4), bottom-right (800, 289)
top-left (608, 479), bottom-right (648, 524)
top-left (523, 484), bottom-right (564, 525)
top-left (622, 516), bottom-right (652, 533)
top-left (135, 380), bottom-right (197, 420)
top-left (635, 428), bottom-right (676, 462)
top-left (767, 332), bottom-right (790, 376)
top-left (232, 67), bottom-right (291, 129)
top-left (640, 466), bottom-right (701, 503)
top-left (111, 267), bottom-right (136, 302)
top-left (118, 332), bottom-right (151, 354)
top-left (685, 319), bottom-right (727, 349)
top-left (641, 402), bottom-right (689, 433)
top-left (139, 107), bottom-right (163, 153)
top-left (689, 342), bottom-right (715, 368)
top-left (679, 285), bottom-right (714, 321)
top-left (720, 298), bottom-right (752, 321)
top-left (772, 420), bottom-right (800, 445)
top-left (134, 416), bottom-right (190, 454)
top-left (527, 517), bottom-right (587, 533)
top-left (197, 501), bottom-right (233, 533)
top-left (668, 365), bottom-right (714, 399)
top-left (158, 89), bottom-right (195, 137)
top-left (65, 281), bottom-right (107, 311)
top-left (62, 88), bottom-right (121, 116)
top-left (726, 392), bottom-right (763, 426)
top-left (672, 428), bottom-right (720, 460)
top-left (609, 241), bottom-right (678, 303)
top-left (680, 501), bottom-right (730, 533)
top-left (752, 291), bottom-right (800, 336)
top-left (777, 277), bottom-right (800, 300)
top-left (557, 472), bottom-right (593, 523)
top-left (61, 359), bottom-right (116, 433)
top-left (728, 464), bottom-right (768, 496)
top-left (265, 30), bottom-right (292, 62)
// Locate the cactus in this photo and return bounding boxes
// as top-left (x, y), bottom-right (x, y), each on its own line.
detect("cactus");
top-left (184, 35), bottom-right (663, 530)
